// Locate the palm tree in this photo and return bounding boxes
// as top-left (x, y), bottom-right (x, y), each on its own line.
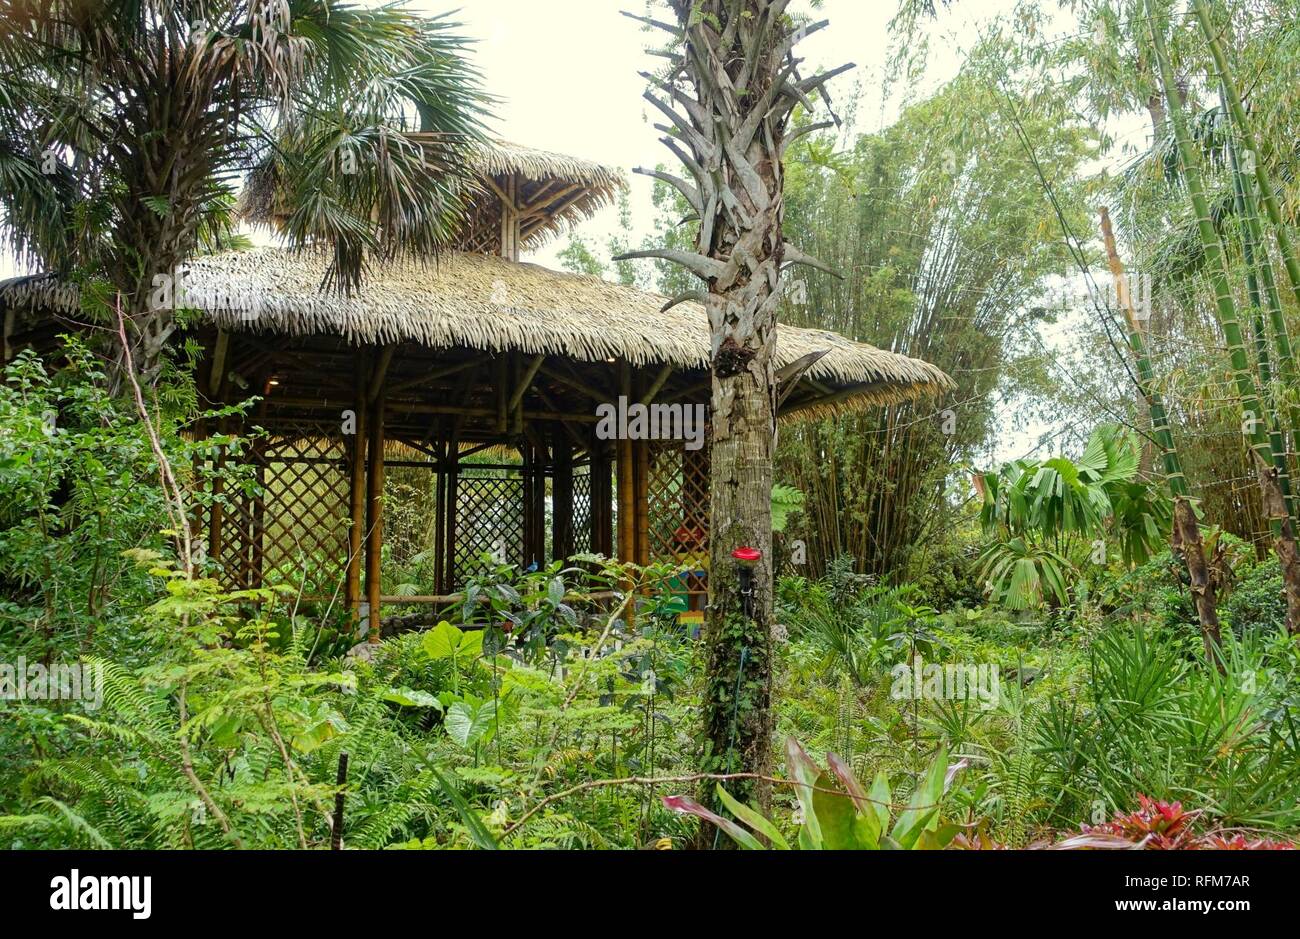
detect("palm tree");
top-left (0, 0), bottom-right (489, 381)
top-left (617, 1), bottom-right (850, 822)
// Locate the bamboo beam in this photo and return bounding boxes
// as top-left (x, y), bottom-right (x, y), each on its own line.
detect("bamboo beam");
top-left (538, 363), bottom-right (612, 403)
top-left (272, 396), bottom-right (602, 422)
top-left (483, 174), bottom-right (517, 211)
top-left (520, 191), bottom-right (587, 241)
top-left (777, 381), bottom-right (889, 417)
top-left (518, 183), bottom-right (583, 222)
top-left (533, 386), bottom-right (590, 450)
top-left (367, 345), bottom-right (396, 404)
top-left (639, 363), bottom-right (676, 405)
top-left (386, 356), bottom-right (485, 396)
top-left (208, 330), bottom-right (229, 397)
top-left (509, 354), bottom-right (546, 413)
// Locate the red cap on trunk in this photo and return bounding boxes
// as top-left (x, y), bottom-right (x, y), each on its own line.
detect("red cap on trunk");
top-left (731, 546), bottom-right (761, 564)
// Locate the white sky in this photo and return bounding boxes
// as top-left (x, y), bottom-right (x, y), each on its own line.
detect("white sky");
top-left (438, 0), bottom-right (1028, 268)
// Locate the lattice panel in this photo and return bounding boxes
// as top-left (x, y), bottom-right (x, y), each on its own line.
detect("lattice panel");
top-left (209, 423), bottom-right (351, 592)
top-left (571, 468), bottom-right (593, 556)
top-left (451, 470), bottom-right (523, 587)
top-left (453, 192), bottom-right (504, 255)
top-left (647, 442), bottom-right (710, 593)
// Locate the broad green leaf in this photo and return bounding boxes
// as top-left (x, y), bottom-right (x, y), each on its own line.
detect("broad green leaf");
top-left (422, 621), bottom-right (463, 660)
top-left (891, 746), bottom-right (948, 848)
top-left (811, 770), bottom-right (860, 849)
top-left (382, 686), bottom-right (443, 710)
top-left (867, 770), bottom-right (891, 836)
top-left (445, 701), bottom-right (476, 747)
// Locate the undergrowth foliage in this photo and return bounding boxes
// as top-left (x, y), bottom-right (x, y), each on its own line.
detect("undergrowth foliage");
top-left (3, 344), bottom-right (1300, 850)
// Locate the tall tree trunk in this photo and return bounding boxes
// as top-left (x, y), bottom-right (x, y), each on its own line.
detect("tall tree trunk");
top-left (1147, 0), bottom-right (1300, 635)
top-left (1100, 208), bottom-right (1222, 663)
top-left (619, 1), bottom-right (850, 837)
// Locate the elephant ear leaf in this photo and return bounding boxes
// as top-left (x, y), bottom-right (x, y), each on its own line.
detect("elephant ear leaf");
top-left (422, 621), bottom-right (463, 660)
top-left (445, 701), bottom-right (476, 747)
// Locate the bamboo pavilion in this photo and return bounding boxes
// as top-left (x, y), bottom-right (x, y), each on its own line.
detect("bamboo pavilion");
top-left (0, 139), bottom-right (953, 639)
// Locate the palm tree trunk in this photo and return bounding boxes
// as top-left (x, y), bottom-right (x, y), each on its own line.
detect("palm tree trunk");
top-left (1147, 0), bottom-right (1300, 635)
top-left (620, 2), bottom-right (851, 832)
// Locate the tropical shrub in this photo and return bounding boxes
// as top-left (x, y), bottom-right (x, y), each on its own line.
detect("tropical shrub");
top-left (663, 738), bottom-right (961, 850)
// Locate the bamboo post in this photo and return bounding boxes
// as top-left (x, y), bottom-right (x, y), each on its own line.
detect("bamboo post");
top-left (495, 354), bottom-right (508, 434)
top-left (553, 432), bottom-right (574, 562)
top-left (443, 427), bottom-right (462, 594)
top-left (532, 438), bottom-right (548, 566)
top-left (592, 441), bottom-right (613, 558)
top-left (207, 362), bottom-right (233, 569)
top-left (433, 429), bottom-right (448, 595)
top-left (346, 359), bottom-right (369, 626)
top-left (500, 173), bottom-right (521, 262)
top-left (521, 439), bottom-right (535, 568)
top-left (365, 395), bottom-right (385, 643)
top-left (634, 440), bottom-right (651, 566)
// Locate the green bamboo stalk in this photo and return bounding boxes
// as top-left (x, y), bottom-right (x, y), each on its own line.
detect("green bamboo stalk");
top-left (1146, 2), bottom-right (1273, 473)
top-left (1193, 0), bottom-right (1300, 316)
top-left (1226, 112), bottom-right (1298, 521)
top-left (1146, 0), bottom-right (1300, 635)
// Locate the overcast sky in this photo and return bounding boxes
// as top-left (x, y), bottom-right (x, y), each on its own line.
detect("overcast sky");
top-left (440, 0), bottom-right (1032, 267)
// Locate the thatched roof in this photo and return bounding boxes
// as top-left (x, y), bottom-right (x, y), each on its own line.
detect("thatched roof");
top-left (0, 247), bottom-right (952, 415)
top-left (236, 138), bottom-right (626, 253)
top-left (453, 138), bottom-right (627, 251)
top-left (466, 139), bottom-right (625, 196)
